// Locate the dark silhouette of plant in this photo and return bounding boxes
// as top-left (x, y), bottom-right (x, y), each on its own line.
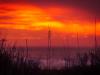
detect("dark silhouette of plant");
top-left (0, 39), bottom-right (41, 75)
top-left (1, 38), bottom-right (100, 75)
top-left (77, 53), bottom-right (88, 67)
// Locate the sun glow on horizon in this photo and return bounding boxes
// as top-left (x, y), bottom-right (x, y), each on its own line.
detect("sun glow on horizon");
top-left (0, 3), bottom-right (100, 36)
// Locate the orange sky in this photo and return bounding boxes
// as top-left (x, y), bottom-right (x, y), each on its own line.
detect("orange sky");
top-left (0, 3), bottom-right (100, 47)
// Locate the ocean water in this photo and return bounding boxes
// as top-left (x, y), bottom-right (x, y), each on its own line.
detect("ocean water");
top-left (7, 47), bottom-right (96, 69)
top-left (10, 47), bottom-right (94, 59)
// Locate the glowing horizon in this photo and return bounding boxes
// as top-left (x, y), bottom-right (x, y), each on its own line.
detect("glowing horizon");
top-left (0, 4), bottom-right (100, 35)
top-left (0, 3), bottom-right (100, 47)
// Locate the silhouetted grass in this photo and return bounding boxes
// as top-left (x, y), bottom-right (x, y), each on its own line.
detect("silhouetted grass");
top-left (0, 39), bottom-right (100, 75)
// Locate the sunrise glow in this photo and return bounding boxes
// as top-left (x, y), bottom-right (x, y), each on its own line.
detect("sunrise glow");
top-left (0, 4), bottom-right (100, 35)
top-left (0, 2), bottom-right (100, 47)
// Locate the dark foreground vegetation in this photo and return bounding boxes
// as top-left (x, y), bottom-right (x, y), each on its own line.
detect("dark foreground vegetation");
top-left (0, 39), bottom-right (100, 75)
